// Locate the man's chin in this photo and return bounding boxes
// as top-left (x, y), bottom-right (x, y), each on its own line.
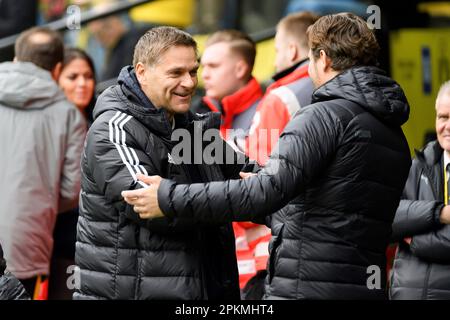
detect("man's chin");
top-left (172, 103), bottom-right (191, 114)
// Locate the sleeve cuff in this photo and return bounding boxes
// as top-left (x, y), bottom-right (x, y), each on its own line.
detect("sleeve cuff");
top-left (433, 203), bottom-right (445, 226)
top-left (158, 179), bottom-right (177, 219)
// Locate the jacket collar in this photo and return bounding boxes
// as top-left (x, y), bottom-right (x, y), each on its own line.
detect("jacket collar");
top-left (202, 77), bottom-right (263, 134)
top-left (416, 140), bottom-right (443, 167)
top-left (266, 59), bottom-right (309, 92)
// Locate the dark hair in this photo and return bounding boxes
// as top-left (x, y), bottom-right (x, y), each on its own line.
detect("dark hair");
top-left (133, 26), bottom-right (197, 67)
top-left (205, 29), bottom-right (256, 72)
top-left (307, 12), bottom-right (380, 71)
top-left (15, 27), bottom-right (64, 71)
top-left (277, 11), bottom-right (320, 51)
top-left (62, 47), bottom-right (96, 83)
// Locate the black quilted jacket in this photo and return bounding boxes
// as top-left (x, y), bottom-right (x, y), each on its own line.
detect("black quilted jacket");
top-left (74, 67), bottom-right (247, 300)
top-left (390, 141), bottom-right (450, 299)
top-left (158, 66), bottom-right (412, 299)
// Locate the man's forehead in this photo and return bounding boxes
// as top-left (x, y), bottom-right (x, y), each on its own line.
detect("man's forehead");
top-left (157, 58), bottom-right (199, 71)
top-left (157, 45), bottom-right (197, 61)
top-left (437, 95), bottom-right (450, 112)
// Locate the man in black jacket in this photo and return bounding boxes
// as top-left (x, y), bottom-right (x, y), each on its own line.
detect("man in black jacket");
top-left (123, 13), bottom-right (412, 299)
top-left (390, 81), bottom-right (450, 300)
top-left (74, 26), bottom-right (249, 300)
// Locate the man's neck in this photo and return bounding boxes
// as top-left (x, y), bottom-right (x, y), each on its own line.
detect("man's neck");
top-left (167, 111), bottom-right (174, 123)
top-left (444, 150), bottom-right (450, 168)
top-left (273, 58), bottom-right (308, 81)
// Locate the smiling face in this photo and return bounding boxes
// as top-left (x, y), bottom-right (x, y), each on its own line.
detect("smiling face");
top-left (436, 93), bottom-right (450, 152)
top-left (136, 45), bottom-right (199, 116)
top-left (58, 58), bottom-right (95, 111)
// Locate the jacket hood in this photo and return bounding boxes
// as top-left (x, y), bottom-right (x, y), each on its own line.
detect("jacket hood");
top-left (0, 62), bottom-right (66, 109)
top-left (93, 65), bottom-right (221, 139)
top-left (312, 66), bottom-right (410, 126)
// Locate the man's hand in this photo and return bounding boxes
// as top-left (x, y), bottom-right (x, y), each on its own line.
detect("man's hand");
top-left (121, 174), bottom-right (164, 219)
top-left (239, 172), bottom-right (256, 179)
top-left (440, 205), bottom-right (450, 224)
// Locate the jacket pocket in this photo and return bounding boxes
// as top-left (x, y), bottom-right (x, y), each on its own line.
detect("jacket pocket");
top-left (268, 224), bottom-right (284, 284)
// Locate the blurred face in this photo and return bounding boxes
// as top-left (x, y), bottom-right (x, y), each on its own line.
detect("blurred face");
top-left (88, 16), bottom-right (125, 48)
top-left (274, 28), bottom-right (292, 73)
top-left (58, 58), bottom-right (95, 110)
top-left (436, 94), bottom-right (450, 152)
top-left (201, 42), bottom-right (245, 101)
top-left (137, 45), bottom-right (199, 116)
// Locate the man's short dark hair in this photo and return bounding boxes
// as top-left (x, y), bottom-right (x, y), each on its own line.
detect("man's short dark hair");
top-left (307, 12), bottom-right (380, 71)
top-left (277, 11), bottom-right (320, 52)
top-left (205, 29), bottom-right (256, 72)
top-left (133, 26), bottom-right (197, 67)
top-left (14, 27), bottom-right (64, 72)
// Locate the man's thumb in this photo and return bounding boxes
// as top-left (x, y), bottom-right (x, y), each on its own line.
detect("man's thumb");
top-left (239, 172), bottom-right (255, 179)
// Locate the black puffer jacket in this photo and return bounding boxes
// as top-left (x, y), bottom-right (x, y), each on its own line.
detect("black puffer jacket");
top-left (390, 141), bottom-right (450, 299)
top-left (74, 67), bottom-right (246, 300)
top-left (0, 244), bottom-right (29, 300)
top-left (158, 66), bottom-right (412, 299)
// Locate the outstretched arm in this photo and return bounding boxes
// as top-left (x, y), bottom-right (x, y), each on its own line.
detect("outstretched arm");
top-left (123, 106), bottom-right (340, 223)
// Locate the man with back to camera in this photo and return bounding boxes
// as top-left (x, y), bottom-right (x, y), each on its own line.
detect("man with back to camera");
top-left (123, 13), bottom-right (412, 300)
top-left (191, 29), bottom-right (269, 297)
top-left (0, 26), bottom-right (86, 298)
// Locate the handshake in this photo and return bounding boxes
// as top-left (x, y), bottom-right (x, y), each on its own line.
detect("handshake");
top-left (121, 174), bottom-right (164, 219)
top-left (121, 172), bottom-right (256, 219)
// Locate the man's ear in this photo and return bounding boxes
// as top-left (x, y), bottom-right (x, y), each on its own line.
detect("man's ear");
top-left (51, 62), bottom-right (62, 81)
top-left (135, 62), bottom-right (146, 85)
top-left (288, 42), bottom-right (299, 64)
top-left (319, 49), bottom-right (332, 72)
top-left (235, 59), bottom-right (250, 81)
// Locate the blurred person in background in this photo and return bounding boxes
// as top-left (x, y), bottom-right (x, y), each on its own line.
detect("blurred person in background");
top-left (190, 29), bottom-right (267, 299)
top-left (390, 81), bottom-right (450, 300)
top-left (0, 27), bottom-right (86, 299)
top-left (49, 47), bottom-right (94, 299)
top-left (192, 30), bottom-right (263, 144)
top-left (88, 12), bottom-right (149, 82)
top-left (58, 47), bottom-right (96, 123)
top-left (240, 11), bottom-right (318, 166)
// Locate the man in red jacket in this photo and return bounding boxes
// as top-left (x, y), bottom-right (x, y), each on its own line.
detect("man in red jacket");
top-left (191, 30), bottom-right (263, 142)
top-left (239, 11), bottom-right (319, 165)
top-left (190, 29), bottom-right (266, 297)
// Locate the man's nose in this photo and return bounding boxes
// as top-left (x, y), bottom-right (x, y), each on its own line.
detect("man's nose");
top-left (77, 77), bottom-right (87, 87)
top-left (181, 73), bottom-right (196, 89)
top-left (201, 67), bottom-right (209, 80)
